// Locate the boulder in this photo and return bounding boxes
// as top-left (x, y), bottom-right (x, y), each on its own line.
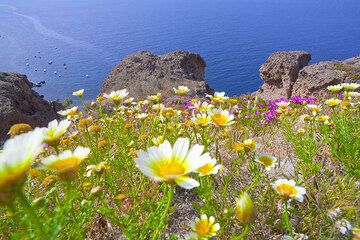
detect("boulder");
top-left (257, 51), bottom-right (311, 100)
top-left (99, 50), bottom-right (213, 99)
top-left (0, 72), bottom-right (58, 143)
top-left (291, 61), bottom-right (345, 98)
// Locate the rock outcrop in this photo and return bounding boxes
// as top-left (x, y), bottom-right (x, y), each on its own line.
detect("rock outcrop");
top-left (0, 72), bottom-right (58, 143)
top-left (257, 51), bottom-right (311, 100)
top-left (99, 51), bottom-right (213, 99)
top-left (257, 52), bottom-right (360, 99)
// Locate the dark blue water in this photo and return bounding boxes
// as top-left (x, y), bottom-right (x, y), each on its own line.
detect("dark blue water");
top-left (0, 0), bottom-right (359, 101)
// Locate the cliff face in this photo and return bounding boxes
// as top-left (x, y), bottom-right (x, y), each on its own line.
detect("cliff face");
top-left (100, 50), bottom-right (213, 99)
top-left (0, 72), bottom-right (58, 143)
top-left (257, 52), bottom-right (360, 100)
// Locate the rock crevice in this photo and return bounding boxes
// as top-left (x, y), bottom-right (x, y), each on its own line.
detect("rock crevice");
top-left (257, 51), bottom-right (360, 100)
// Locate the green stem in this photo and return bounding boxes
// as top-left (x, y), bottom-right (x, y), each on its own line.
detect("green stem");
top-left (17, 190), bottom-right (46, 239)
top-left (282, 201), bottom-right (294, 237)
top-left (239, 224), bottom-right (251, 239)
top-left (152, 184), bottom-right (175, 240)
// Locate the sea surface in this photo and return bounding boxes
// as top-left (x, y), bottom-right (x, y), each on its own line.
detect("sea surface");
top-left (0, 0), bottom-right (359, 101)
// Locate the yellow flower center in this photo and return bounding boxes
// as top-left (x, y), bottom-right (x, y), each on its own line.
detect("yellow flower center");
top-left (211, 114), bottom-right (228, 126)
top-left (156, 161), bottom-right (185, 179)
top-left (276, 184), bottom-right (297, 199)
top-left (195, 117), bottom-right (210, 126)
top-left (47, 157), bottom-right (82, 173)
top-left (196, 163), bottom-right (214, 175)
top-left (258, 156), bottom-right (273, 167)
top-left (195, 220), bottom-right (213, 237)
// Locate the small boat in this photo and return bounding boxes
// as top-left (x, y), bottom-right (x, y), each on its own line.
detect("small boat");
top-left (48, 60), bottom-right (53, 64)
top-left (85, 74), bottom-right (89, 78)
top-left (26, 63), bottom-right (29, 66)
top-left (43, 69), bottom-right (47, 72)
top-left (54, 71), bottom-right (57, 74)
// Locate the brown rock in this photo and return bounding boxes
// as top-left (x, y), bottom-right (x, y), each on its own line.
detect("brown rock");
top-left (257, 51), bottom-right (311, 100)
top-left (0, 72), bottom-right (58, 143)
top-left (291, 61), bottom-right (345, 98)
top-left (99, 50), bottom-right (213, 99)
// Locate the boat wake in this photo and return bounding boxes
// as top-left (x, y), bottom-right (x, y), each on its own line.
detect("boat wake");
top-left (0, 4), bottom-right (102, 53)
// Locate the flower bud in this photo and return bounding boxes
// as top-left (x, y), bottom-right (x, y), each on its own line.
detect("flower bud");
top-left (235, 192), bottom-right (255, 224)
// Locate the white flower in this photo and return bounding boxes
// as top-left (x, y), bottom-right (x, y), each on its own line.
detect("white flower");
top-left (191, 214), bottom-right (220, 238)
top-left (58, 106), bottom-right (79, 120)
top-left (255, 153), bottom-right (277, 170)
top-left (173, 86), bottom-right (190, 96)
top-left (272, 179), bottom-right (306, 202)
top-left (136, 113), bottom-right (148, 120)
top-left (42, 146), bottom-right (90, 174)
top-left (42, 119), bottom-right (71, 144)
top-left (135, 138), bottom-right (211, 189)
top-left (72, 89), bottom-right (84, 97)
top-left (0, 129), bottom-right (44, 189)
top-left (208, 108), bottom-right (235, 127)
top-left (206, 92), bottom-right (229, 104)
top-left (341, 83), bottom-right (359, 91)
top-left (103, 89), bottom-right (129, 104)
top-left (195, 158), bottom-right (222, 176)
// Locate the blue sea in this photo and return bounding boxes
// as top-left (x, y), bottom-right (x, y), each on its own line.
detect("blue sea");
top-left (0, 0), bottom-right (359, 101)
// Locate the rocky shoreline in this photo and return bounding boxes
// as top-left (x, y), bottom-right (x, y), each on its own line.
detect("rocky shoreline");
top-left (1, 50), bottom-right (359, 142)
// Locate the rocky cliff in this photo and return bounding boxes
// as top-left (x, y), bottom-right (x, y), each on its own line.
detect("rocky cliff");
top-left (0, 72), bottom-right (59, 142)
top-left (257, 52), bottom-right (360, 100)
top-left (99, 50), bottom-right (213, 99)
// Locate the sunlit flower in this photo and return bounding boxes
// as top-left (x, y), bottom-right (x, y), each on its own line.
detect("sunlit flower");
top-left (297, 128), bottom-right (305, 135)
top-left (255, 153), bottom-right (277, 170)
top-left (58, 106), bottom-right (79, 120)
top-left (0, 129), bottom-right (43, 204)
top-left (174, 86), bottom-right (190, 96)
top-left (192, 113), bottom-right (211, 127)
top-left (42, 119), bottom-right (71, 145)
top-left (152, 103), bottom-right (165, 111)
top-left (136, 113), bottom-right (148, 120)
top-left (191, 214), bottom-right (220, 238)
top-left (306, 104), bottom-right (321, 116)
top-left (193, 101), bottom-right (214, 113)
top-left (78, 117), bottom-right (92, 129)
top-left (85, 161), bottom-right (109, 177)
top-left (272, 179), bottom-right (306, 202)
top-left (208, 108), bottom-right (235, 127)
top-left (233, 142), bottom-right (245, 152)
top-left (147, 93), bottom-right (162, 102)
top-left (327, 84), bottom-right (343, 93)
top-left (325, 98), bottom-right (342, 107)
top-left (344, 91), bottom-right (360, 99)
top-left (316, 115), bottom-right (330, 122)
top-left (88, 125), bottom-right (102, 133)
top-left (195, 158), bottom-right (222, 176)
top-left (152, 136), bottom-right (164, 146)
top-left (341, 83), bottom-right (359, 91)
top-left (207, 92), bottom-right (229, 105)
top-left (41, 146), bottom-right (90, 179)
top-left (72, 89), bottom-right (84, 97)
top-left (135, 138), bottom-right (211, 189)
top-left (103, 89), bottom-right (129, 104)
top-left (236, 192), bottom-right (255, 224)
top-left (243, 139), bottom-right (259, 152)
top-left (8, 123), bottom-right (33, 137)
top-left (300, 114), bottom-right (313, 121)
top-left (276, 101), bottom-right (291, 109)
top-left (125, 97), bottom-right (134, 104)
